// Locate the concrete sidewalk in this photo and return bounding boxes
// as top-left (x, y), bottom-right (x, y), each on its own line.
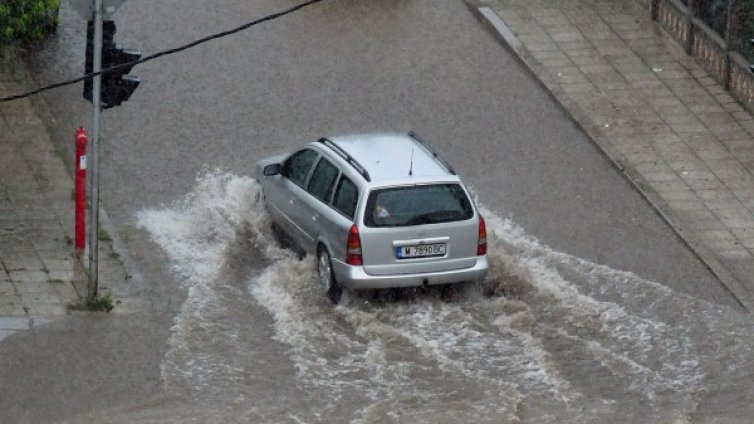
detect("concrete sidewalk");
top-left (471, 0), bottom-right (754, 310)
top-left (0, 48), bottom-right (136, 342)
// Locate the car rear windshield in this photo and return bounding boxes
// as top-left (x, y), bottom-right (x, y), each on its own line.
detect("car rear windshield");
top-left (364, 184), bottom-right (474, 227)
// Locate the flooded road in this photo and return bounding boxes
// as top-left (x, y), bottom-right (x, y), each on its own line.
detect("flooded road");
top-left (94, 171), bottom-right (751, 423)
top-left (7, 0), bottom-right (753, 422)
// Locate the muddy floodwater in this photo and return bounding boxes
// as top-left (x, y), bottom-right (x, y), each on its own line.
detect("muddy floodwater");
top-left (67, 170), bottom-right (750, 424)
top-left (13, 2), bottom-right (752, 422)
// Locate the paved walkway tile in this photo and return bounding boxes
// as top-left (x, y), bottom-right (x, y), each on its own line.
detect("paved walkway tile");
top-left (480, 0), bottom-right (754, 309)
top-left (1, 48), bottom-right (142, 338)
top-left (0, 316), bottom-right (53, 342)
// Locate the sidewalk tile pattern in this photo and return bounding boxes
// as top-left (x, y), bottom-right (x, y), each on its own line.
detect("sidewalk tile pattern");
top-left (0, 88), bottom-right (82, 318)
top-left (482, 0), bottom-right (754, 308)
top-left (1, 51), bottom-right (137, 333)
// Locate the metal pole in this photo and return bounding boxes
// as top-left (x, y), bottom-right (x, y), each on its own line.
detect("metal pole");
top-left (724, 0), bottom-right (738, 89)
top-left (686, 0), bottom-right (699, 55)
top-left (651, 0), bottom-right (659, 21)
top-left (88, 0), bottom-right (102, 300)
top-left (725, 0), bottom-right (738, 50)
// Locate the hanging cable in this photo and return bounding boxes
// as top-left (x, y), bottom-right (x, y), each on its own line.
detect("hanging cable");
top-left (0, 0), bottom-right (325, 103)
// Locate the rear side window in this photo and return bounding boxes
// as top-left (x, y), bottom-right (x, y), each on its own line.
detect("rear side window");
top-left (333, 176), bottom-right (358, 218)
top-left (285, 149), bottom-right (318, 187)
top-left (364, 184), bottom-right (473, 227)
top-left (307, 158), bottom-right (339, 202)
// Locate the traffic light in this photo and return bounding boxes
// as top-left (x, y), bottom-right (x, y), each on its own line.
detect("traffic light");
top-left (84, 20), bottom-right (141, 109)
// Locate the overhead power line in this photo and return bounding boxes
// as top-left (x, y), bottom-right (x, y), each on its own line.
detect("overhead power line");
top-left (0, 0), bottom-right (324, 103)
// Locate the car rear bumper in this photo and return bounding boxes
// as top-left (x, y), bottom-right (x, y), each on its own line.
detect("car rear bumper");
top-left (331, 256), bottom-right (489, 290)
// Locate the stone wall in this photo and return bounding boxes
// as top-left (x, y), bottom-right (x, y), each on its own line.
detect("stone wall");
top-left (657, 0), bottom-right (691, 44)
top-left (643, 0), bottom-right (754, 115)
top-left (730, 52), bottom-right (754, 111)
top-left (692, 17), bottom-right (729, 84)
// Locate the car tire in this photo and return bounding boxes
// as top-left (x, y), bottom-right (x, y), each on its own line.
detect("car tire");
top-left (317, 245), bottom-right (342, 305)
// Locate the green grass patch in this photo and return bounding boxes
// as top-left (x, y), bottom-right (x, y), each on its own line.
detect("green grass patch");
top-left (52, 145), bottom-right (64, 159)
top-left (68, 290), bottom-right (114, 313)
top-left (97, 227), bottom-right (112, 242)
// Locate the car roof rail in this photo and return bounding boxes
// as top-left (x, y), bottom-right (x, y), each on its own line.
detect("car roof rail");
top-left (317, 137), bottom-right (371, 182)
top-left (407, 131), bottom-right (456, 175)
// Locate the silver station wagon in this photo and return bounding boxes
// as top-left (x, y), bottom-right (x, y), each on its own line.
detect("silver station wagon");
top-left (256, 132), bottom-right (488, 303)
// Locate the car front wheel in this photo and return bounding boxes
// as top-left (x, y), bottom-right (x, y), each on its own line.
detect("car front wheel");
top-left (317, 246), bottom-right (342, 304)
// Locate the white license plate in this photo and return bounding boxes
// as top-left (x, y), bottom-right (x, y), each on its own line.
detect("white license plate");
top-left (396, 243), bottom-right (446, 258)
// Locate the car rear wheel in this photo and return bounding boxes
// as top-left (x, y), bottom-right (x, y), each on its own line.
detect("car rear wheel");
top-left (317, 246), bottom-right (342, 304)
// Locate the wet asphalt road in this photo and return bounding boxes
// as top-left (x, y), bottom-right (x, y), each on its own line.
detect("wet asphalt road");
top-left (0, 0), bottom-right (748, 422)
top-left (25, 0), bottom-right (733, 299)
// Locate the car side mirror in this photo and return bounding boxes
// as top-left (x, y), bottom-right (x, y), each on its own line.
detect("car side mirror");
top-left (264, 163), bottom-right (281, 176)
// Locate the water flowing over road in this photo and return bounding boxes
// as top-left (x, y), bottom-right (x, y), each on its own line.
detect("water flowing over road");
top-left (12, 2), bottom-right (752, 422)
top-left (99, 170), bottom-right (754, 424)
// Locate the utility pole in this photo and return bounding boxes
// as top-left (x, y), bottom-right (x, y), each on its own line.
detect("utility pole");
top-left (77, 0), bottom-right (139, 300)
top-left (88, 0), bottom-right (103, 300)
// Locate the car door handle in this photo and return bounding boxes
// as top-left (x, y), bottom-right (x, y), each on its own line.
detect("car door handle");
top-left (312, 215), bottom-right (317, 222)
top-left (289, 199), bottom-right (295, 204)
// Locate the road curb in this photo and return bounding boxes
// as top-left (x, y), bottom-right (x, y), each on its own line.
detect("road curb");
top-left (465, 1), bottom-right (751, 311)
top-left (2, 46), bottom-right (147, 312)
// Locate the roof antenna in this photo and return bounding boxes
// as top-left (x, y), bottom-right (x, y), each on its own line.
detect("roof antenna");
top-left (409, 148), bottom-right (414, 176)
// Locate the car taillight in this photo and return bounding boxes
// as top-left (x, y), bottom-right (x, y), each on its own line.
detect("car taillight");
top-left (346, 224), bottom-right (363, 265)
top-left (477, 216), bottom-right (487, 255)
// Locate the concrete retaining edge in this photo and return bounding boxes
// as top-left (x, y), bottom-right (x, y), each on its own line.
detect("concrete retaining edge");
top-left (464, 0), bottom-right (751, 312)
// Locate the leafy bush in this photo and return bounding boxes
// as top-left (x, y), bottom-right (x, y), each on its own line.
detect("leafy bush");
top-left (699, 0), bottom-right (729, 37)
top-left (697, 0), bottom-right (754, 61)
top-left (0, 0), bottom-right (60, 43)
top-left (734, 0), bottom-right (754, 61)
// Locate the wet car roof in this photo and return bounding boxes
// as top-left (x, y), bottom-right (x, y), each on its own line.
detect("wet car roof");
top-left (327, 133), bottom-right (453, 183)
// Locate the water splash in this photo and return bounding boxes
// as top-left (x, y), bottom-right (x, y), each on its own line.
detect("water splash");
top-left (136, 170), bottom-right (754, 423)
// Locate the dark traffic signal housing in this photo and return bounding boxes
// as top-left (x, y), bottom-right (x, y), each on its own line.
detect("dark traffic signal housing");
top-left (84, 20), bottom-right (141, 109)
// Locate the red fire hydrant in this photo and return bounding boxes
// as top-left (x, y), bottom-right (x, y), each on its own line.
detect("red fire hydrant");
top-left (75, 127), bottom-right (88, 253)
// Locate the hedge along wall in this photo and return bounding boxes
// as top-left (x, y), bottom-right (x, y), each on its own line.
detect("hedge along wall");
top-left (698, 0), bottom-right (729, 36)
top-left (0, 0), bottom-right (60, 43)
top-left (731, 1), bottom-right (754, 61)
top-left (644, 0), bottom-right (754, 114)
